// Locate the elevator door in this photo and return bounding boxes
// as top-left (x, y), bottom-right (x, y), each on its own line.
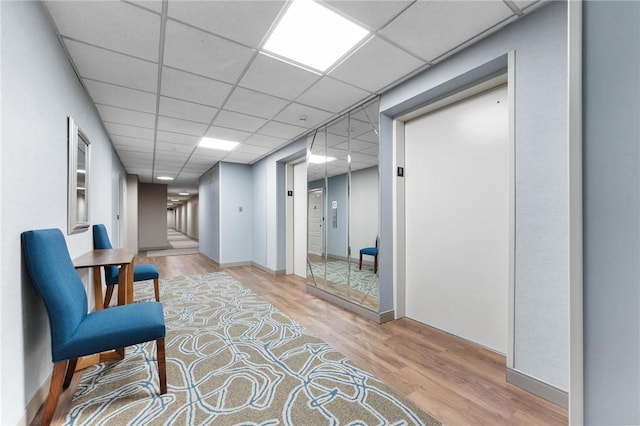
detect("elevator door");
top-left (404, 85), bottom-right (509, 353)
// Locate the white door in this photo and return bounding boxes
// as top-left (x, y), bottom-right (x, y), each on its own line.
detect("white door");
top-left (308, 189), bottom-right (324, 256)
top-left (404, 85), bottom-right (509, 353)
top-left (293, 162), bottom-right (307, 277)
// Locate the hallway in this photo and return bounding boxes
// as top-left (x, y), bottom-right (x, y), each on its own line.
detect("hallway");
top-left (145, 229), bottom-right (199, 257)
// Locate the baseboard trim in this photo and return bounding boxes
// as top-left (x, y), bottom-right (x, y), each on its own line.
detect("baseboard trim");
top-left (306, 285), bottom-right (392, 324)
top-left (19, 373), bottom-right (50, 426)
top-left (219, 261), bottom-right (252, 268)
top-left (250, 262), bottom-right (286, 276)
top-left (506, 367), bottom-right (568, 408)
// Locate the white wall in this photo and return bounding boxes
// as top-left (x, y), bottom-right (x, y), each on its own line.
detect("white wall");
top-left (138, 183), bottom-right (168, 250)
top-left (0, 2), bottom-right (125, 424)
top-left (350, 167), bottom-right (378, 261)
top-left (380, 3), bottom-right (568, 390)
top-left (186, 195), bottom-right (198, 239)
top-left (219, 163), bottom-right (252, 264)
top-left (199, 165), bottom-right (220, 262)
top-left (583, 2), bottom-right (640, 423)
top-left (167, 209), bottom-right (175, 229)
top-left (125, 174), bottom-right (138, 251)
top-left (251, 139), bottom-right (306, 273)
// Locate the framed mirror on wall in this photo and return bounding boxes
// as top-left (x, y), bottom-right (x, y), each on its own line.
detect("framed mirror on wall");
top-left (307, 98), bottom-right (380, 312)
top-left (67, 116), bottom-right (91, 234)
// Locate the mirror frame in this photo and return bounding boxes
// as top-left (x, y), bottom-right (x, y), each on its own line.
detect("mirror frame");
top-left (67, 116), bottom-right (91, 234)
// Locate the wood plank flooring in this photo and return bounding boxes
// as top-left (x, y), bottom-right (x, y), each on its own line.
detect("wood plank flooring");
top-left (144, 253), bottom-right (567, 425)
top-left (35, 252), bottom-right (567, 425)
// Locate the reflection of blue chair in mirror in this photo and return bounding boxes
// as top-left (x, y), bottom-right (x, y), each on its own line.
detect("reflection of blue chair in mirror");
top-left (359, 237), bottom-right (379, 274)
top-left (93, 224), bottom-right (159, 308)
top-left (21, 229), bottom-right (167, 426)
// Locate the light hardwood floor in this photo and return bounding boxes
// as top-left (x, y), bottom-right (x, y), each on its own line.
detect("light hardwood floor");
top-left (38, 253), bottom-right (567, 425)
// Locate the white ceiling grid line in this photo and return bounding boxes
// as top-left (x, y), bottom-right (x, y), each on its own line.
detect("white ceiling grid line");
top-left (44, 0), bottom-right (545, 201)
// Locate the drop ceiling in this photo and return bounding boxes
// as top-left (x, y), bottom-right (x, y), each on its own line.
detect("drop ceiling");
top-left (45, 0), bottom-right (544, 200)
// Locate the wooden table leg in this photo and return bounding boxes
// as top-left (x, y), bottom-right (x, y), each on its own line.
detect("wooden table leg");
top-left (127, 258), bottom-right (134, 304)
top-left (92, 266), bottom-right (103, 311)
top-left (117, 263), bottom-right (127, 306)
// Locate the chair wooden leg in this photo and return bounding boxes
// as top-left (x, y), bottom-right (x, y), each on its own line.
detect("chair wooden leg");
top-left (359, 254), bottom-right (363, 270)
top-left (157, 338), bottom-right (167, 394)
top-left (374, 255), bottom-right (378, 274)
top-left (153, 278), bottom-right (160, 302)
top-left (103, 285), bottom-right (114, 309)
top-left (41, 361), bottom-right (67, 426)
top-left (63, 358), bottom-right (78, 390)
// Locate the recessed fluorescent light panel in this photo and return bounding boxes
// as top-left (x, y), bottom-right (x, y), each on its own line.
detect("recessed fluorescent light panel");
top-left (199, 137), bottom-right (239, 151)
top-left (264, 0), bottom-right (369, 72)
top-left (308, 154), bottom-right (336, 164)
top-left (157, 176), bottom-right (174, 181)
top-left (178, 192), bottom-right (189, 196)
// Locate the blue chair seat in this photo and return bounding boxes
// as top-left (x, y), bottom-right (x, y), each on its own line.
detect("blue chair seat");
top-left (359, 238), bottom-right (379, 274)
top-left (360, 247), bottom-right (378, 257)
top-left (94, 224), bottom-right (160, 307)
top-left (54, 302), bottom-right (165, 362)
top-left (104, 262), bottom-right (159, 285)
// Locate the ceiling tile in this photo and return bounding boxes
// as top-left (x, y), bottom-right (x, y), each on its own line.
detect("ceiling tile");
top-left (224, 87), bottom-right (289, 119)
top-left (239, 53), bottom-right (321, 100)
top-left (96, 104), bottom-right (156, 129)
top-left (84, 79), bottom-right (156, 113)
top-left (297, 77), bottom-right (370, 113)
top-left (46, 1), bottom-right (160, 62)
top-left (213, 110), bottom-right (268, 133)
top-left (156, 130), bottom-right (200, 146)
top-left (233, 144), bottom-right (271, 155)
top-left (65, 39), bottom-right (158, 92)
top-left (324, 0), bottom-right (413, 31)
top-left (379, 1), bottom-right (513, 62)
top-left (157, 116), bottom-right (208, 136)
top-left (330, 36), bottom-right (424, 93)
top-left (191, 146), bottom-right (228, 161)
top-left (244, 134), bottom-right (289, 149)
top-left (159, 96), bottom-right (217, 124)
top-left (161, 67), bottom-right (233, 107)
top-left (111, 135), bottom-right (154, 150)
top-left (128, 1), bottom-right (163, 14)
top-left (257, 121), bottom-right (307, 140)
top-left (222, 152), bottom-right (260, 164)
top-left (105, 122), bottom-right (154, 140)
top-left (163, 20), bottom-right (255, 84)
top-left (512, 0), bottom-right (541, 10)
top-left (273, 103), bottom-right (333, 129)
top-left (156, 141), bottom-right (196, 154)
top-left (167, 1), bottom-right (286, 48)
top-left (205, 126), bottom-right (252, 143)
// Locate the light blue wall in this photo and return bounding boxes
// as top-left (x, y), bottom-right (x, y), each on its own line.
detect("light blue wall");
top-left (380, 3), bottom-right (568, 391)
top-left (0, 2), bottom-right (125, 423)
top-left (252, 159), bottom-right (268, 267)
top-left (220, 162), bottom-right (253, 264)
top-left (199, 165), bottom-right (220, 262)
top-left (251, 139), bottom-right (305, 272)
top-left (326, 174), bottom-right (348, 258)
top-left (583, 2), bottom-right (640, 424)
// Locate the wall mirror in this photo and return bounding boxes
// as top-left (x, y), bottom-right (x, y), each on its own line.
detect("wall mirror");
top-left (67, 116), bottom-right (91, 234)
top-left (307, 98), bottom-right (380, 311)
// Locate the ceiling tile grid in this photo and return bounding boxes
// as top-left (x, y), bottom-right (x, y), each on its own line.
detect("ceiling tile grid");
top-left (44, 0), bottom-right (543, 199)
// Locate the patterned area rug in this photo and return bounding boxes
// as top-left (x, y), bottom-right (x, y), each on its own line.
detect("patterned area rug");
top-left (65, 273), bottom-right (439, 425)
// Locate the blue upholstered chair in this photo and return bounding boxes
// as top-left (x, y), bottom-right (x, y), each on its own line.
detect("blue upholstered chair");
top-left (21, 229), bottom-right (167, 426)
top-left (93, 224), bottom-right (159, 308)
top-left (359, 237), bottom-right (379, 274)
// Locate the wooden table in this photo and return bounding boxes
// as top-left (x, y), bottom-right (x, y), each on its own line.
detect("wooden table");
top-left (73, 248), bottom-right (136, 366)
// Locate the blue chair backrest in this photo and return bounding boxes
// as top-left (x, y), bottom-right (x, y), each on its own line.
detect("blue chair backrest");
top-left (21, 229), bottom-right (88, 359)
top-left (93, 224), bottom-right (119, 284)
